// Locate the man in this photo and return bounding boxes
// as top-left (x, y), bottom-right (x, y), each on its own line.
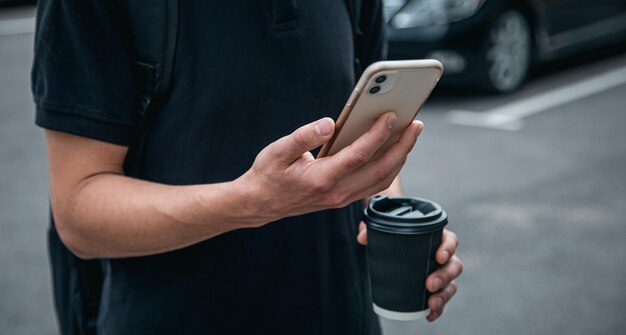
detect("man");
top-left (33, 0), bottom-right (462, 334)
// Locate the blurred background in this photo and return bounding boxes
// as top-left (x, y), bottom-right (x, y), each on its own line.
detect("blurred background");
top-left (1, 0), bottom-right (625, 334)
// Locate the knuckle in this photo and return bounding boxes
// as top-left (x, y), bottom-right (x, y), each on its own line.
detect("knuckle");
top-left (441, 287), bottom-right (456, 304)
top-left (391, 148), bottom-right (408, 166)
top-left (249, 160), bottom-right (263, 174)
top-left (439, 271), bottom-right (451, 284)
top-left (444, 229), bottom-right (459, 249)
top-left (255, 146), bottom-right (274, 166)
top-left (437, 294), bottom-right (449, 306)
top-left (450, 281), bottom-right (458, 295)
top-left (376, 164), bottom-right (393, 183)
top-left (429, 296), bottom-right (441, 311)
top-left (455, 257), bottom-right (464, 276)
top-left (374, 129), bottom-right (389, 143)
top-left (311, 179), bottom-right (332, 193)
top-left (448, 230), bottom-right (459, 243)
top-left (430, 301), bottom-right (443, 315)
top-left (293, 129), bottom-right (310, 148)
top-left (347, 148), bottom-right (369, 169)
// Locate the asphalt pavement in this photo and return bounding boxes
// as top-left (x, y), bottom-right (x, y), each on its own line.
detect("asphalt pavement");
top-left (410, 49), bottom-right (626, 334)
top-left (1, 5), bottom-right (625, 335)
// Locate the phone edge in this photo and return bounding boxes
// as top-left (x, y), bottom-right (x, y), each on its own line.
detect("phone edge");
top-left (317, 60), bottom-right (443, 159)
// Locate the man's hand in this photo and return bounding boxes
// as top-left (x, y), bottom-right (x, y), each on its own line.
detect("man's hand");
top-left (236, 113), bottom-right (424, 225)
top-left (357, 225), bottom-right (463, 322)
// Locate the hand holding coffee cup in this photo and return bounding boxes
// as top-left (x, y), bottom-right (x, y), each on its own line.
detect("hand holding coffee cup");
top-left (363, 196), bottom-right (450, 334)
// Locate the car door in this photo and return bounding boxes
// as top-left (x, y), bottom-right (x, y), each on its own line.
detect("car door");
top-left (535, 0), bottom-right (626, 53)
top-left (541, 0), bottom-right (626, 34)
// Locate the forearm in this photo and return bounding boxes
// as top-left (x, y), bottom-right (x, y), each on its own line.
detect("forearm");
top-left (54, 173), bottom-right (255, 259)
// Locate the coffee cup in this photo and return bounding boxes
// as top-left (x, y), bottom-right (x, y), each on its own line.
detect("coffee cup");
top-left (363, 196), bottom-right (448, 334)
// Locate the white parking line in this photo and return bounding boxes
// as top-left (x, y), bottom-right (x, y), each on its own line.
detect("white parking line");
top-left (447, 64), bottom-right (626, 131)
top-left (0, 17), bottom-right (35, 36)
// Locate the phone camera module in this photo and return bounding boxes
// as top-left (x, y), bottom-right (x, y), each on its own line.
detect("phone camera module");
top-left (375, 75), bottom-right (387, 83)
top-left (369, 86), bottom-right (381, 94)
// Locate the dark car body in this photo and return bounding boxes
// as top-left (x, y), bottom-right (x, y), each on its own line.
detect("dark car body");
top-left (386, 0), bottom-right (626, 92)
top-left (0, 0), bottom-right (36, 7)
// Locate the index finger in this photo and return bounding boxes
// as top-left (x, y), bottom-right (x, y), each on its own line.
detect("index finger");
top-left (319, 112), bottom-right (396, 178)
top-left (437, 229), bottom-right (459, 265)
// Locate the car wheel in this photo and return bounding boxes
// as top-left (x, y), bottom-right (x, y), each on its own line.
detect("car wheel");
top-left (479, 10), bottom-right (532, 93)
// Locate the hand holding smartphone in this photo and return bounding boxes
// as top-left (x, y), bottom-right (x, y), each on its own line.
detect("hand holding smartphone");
top-left (318, 60), bottom-right (443, 159)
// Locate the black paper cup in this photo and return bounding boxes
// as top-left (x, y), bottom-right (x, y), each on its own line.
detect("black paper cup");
top-left (363, 196), bottom-right (448, 321)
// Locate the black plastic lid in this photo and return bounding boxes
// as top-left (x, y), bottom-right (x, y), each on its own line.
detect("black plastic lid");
top-left (363, 196), bottom-right (448, 234)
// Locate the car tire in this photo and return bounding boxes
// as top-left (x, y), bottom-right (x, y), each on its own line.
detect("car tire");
top-left (478, 9), bottom-right (533, 93)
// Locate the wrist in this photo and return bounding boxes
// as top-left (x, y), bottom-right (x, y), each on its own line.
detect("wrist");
top-left (190, 177), bottom-right (264, 234)
top-left (226, 172), bottom-right (273, 228)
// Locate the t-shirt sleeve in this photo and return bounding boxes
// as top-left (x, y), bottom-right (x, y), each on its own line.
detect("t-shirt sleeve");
top-left (32, 0), bottom-right (138, 146)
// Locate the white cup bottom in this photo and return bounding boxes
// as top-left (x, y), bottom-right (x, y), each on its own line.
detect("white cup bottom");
top-left (373, 304), bottom-right (430, 321)
top-left (378, 316), bottom-right (427, 335)
top-left (374, 304), bottom-right (430, 335)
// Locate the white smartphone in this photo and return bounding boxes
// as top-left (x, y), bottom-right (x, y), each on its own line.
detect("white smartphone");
top-left (318, 60), bottom-right (443, 159)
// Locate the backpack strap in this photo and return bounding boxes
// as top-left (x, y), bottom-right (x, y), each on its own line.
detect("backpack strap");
top-left (344, 0), bottom-right (365, 78)
top-left (123, 0), bottom-right (180, 177)
top-left (346, 0), bottom-right (389, 79)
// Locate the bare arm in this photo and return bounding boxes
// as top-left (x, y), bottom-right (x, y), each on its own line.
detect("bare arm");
top-left (47, 113), bottom-right (423, 259)
top-left (46, 130), bottom-right (254, 259)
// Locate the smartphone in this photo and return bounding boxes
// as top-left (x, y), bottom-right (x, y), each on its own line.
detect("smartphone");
top-left (317, 60), bottom-right (443, 159)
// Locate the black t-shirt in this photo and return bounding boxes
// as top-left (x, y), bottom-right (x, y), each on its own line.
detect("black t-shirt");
top-left (33, 0), bottom-right (386, 333)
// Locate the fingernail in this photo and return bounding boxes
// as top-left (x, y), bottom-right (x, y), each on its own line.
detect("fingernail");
top-left (386, 113), bottom-right (397, 129)
top-left (441, 250), bottom-right (450, 263)
top-left (433, 277), bottom-right (443, 291)
top-left (315, 119), bottom-right (331, 136)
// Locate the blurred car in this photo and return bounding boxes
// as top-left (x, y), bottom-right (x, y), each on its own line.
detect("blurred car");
top-left (0, 0), bottom-right (36, 7)
top-left (385, 0), bottom-right (626, 93)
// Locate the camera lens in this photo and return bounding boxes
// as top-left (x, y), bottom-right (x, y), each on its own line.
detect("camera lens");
top-left (369, 86), bottom-right (381, 94)
top-left (375, 75), bottom-right (387, 83)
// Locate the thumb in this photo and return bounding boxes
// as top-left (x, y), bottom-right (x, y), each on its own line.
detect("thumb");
top-left (273, 118), bottom-right (335, 163)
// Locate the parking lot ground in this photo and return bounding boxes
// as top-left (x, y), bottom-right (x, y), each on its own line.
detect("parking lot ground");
top-left (408, 47), bottom-right (626, 335)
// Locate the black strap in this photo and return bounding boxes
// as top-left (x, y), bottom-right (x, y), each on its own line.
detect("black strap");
top-left (124, 0), bottom-right (180, 177)
top-left (344, 0), bottom-right (364, 78)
